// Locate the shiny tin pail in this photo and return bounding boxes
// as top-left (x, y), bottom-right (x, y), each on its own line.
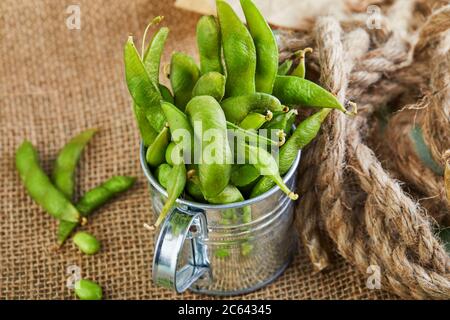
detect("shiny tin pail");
top-left (140, 143), bottom-right (301, 295)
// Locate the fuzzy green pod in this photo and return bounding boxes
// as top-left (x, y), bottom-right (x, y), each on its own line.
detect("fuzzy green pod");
top-left (221, 93), bottom-right (282, 124)
top-left (186, 96), bottom-right (232, 199)
top-left (231, 164), bottom-right (260, 188)
top-left (158, 84), bottom-right (174, 104)
top-left (73, 231), bottom-right (100, 255)
top-left (52, 129), bottom-right (96, 200)
top-left (192, 71), bottom-right (226, 102)
top-left (124, 37), bottom-right (166, 131)
top-left (146, 126), bottom-right (170, 167)
top-left (263, 109), bottom-right (298, 134)
top-left (170, 52), bottom-right (200, 111)
top-left (196, 15), bottom-right (224, 75)
top-left (244, 144), bottom-right (298, 200)
top-left (239, 112), bottom-right (271, 130)
top-left (273, 75), bottom-right (349, 114)
top-left (251, 109), bottom-right (330, 198)
top-left (161, 101), bottom-right (195, 164)
top-left (186, 174), bottom-right (205, 202)
top-left (132, 103), bottom-right (158, 147)
top-left (240, 0), bottom-right (278, 94)
top-left (155, 163), bottom-right (172, 189)
top-left (217, 0), bottom-right (256, 97)
top-left (278, 59), bottom-right (293, 75)
top-left (143, 26), bottom-right (169, 86)
top-left (74, 279), bottom-right (103, 300)
top-left (291, 48), bottom-right (313, 79)
top-left (154, 162), bottom-right (187, 227)
top-left (16, 141), bottom-right (80, 223)
top-left (57, 176), bottom-right (136, 245)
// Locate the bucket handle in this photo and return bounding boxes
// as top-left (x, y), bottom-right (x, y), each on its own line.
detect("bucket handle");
top-left (152, 208), bottom-right (210, 293)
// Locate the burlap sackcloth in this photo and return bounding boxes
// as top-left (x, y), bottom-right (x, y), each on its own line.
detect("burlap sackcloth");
top-left (0, 0), bottom-right (396, 299)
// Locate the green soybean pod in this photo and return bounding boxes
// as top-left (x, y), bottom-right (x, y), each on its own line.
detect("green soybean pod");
top-left (57, 176), bottom-right (136, 245)
top-left (239, 112), bottom-right (271, 130)
top-left (74, 279), bottom-right (103, 300)
top-left (240, 0), bottom-right (278, 94)
top-left (143, 27), bottom-right (169, 86)
top-left (263, 109), bottom-right (298, 134)
top-left (161, 101), bottom-right (195, 165)
top-left (278, 59), bottom-right (293, 75)
top-left (291, 48), bottom-right (313, 79)
top-left (186, 96), bottom-right (232, 199)
top-left (221, 93), bottom-right (283, 124)
top-left (124, 37), bottom-right (166, 131)
top-left (15, 141), bottom-right (80, 223)
top-left (132, 103), bottom-right (158, 147)
top-left (192, 71), bottom-right (226, 102)
top-left (170, 52), bottom-right (200, 111)
top-left (217, 0), bottom-right (256, 97)
top-left (186, 174), bottom-right (205, 202)
top-left (244, 143), bottom-right (298, 200)
top-left (231, 164), bottom-right (260, 188)
top-left (159, 84), bottom-right (174, 104)
top-left (146, 125), bottom-right (170, 167)
top-left (207, 184), bottom-right (244, 203)
top-left (250, 109), bottom-right (330, 197)
top-left (154, 162), bottom-right (187, 227)
top-left (155, 163), bottom-right (172, 189)
top-left (196, 15), bottom-right (224, 75)
top-left (273, 75), bottom-right (351, 114)
top-left (73, 231), bottom-right (100, 255)
top-left (52, 129), bottom-right (96, 200)
top-left (165, 142), bottom-right (176, 166)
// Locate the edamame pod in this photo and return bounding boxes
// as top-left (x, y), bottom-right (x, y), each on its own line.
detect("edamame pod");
top-left (221, 93), bottom-right (282, 124)
top-left (263, 109), bottom-right (298, 134)
top-left (250, 109), bottom-right (330, 197)
top-left (16, 141), bottom-right (80, 223)
top-left (155, 163), bottom-right (172, 189)
top-left (74, 279), bottom-right (102, 300)
top-left (291, 48), bottom-right (313, 79)
top-left (165, 142), bottom-right (177, 166)
top-left (240, 0), bottom-right (278, 94)
top-left (170, 52), bottom-right (200, 111)
top-left (192, 71), bottom-right (226, 102)
top-left (231, 164), bottom-right (260, 188)
top-left (273, 75), bottom-right (350, 114)
top-left (186, 174), bottom-right (205, 202)
top-left (158, 84), bottom-right (174, 104)
top-left (239, 112), bottom-right (271, 130)
top-left (132, 103), bottom-right (158, 147)
top-left (278, 59), bottom-right (293, 75)
top-left (146, 125), bottom-right (170, 167)
top-left (186, 96), bottom-right (232, 199)
top-left (52, 129), bottom-right (96, 200)
top-left (244, 144), bottom-right (298, 200)
top-left (154, 162), bottom-right (187, 227)
top-left (207, 184), bottom-right (244, 204)
top-left (143, 27), bottom-right (169, 86)
top-left (73, 231), bottom-right (100, 255)
top-left (196, 15), bottom-right (224, 75)
top-left (124, 37), bottom-right (166, 131)
top-left (217, 0), bottom-right (256, 97)
top-left (57, 176), bottom-right (136, 245)
top-left (161, 101), bottom-right (194, 162)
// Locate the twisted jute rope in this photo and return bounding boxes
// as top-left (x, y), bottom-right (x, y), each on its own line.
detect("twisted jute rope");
top-left (293, 1), bottom-right (450, 299)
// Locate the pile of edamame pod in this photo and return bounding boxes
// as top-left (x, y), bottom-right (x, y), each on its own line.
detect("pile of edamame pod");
top-left (16, 130), bottom-right (136, 299)
top-left (125, 0), bottom-right (355, 228)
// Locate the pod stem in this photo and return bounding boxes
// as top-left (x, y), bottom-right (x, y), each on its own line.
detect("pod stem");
top-left (270, 174), bottom-right (299, 200)
top-left (226, 121), bottom-right (278, 146)
top-left (265, 110), bottom-right (273, 121)
top-left (345, 101), bottom-right (358, 116)
top-left (141, 16), bottom-right (164, 57)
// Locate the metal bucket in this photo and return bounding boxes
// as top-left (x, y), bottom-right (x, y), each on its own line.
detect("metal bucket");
top-left (140, 143), bottom-right (301, 295)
